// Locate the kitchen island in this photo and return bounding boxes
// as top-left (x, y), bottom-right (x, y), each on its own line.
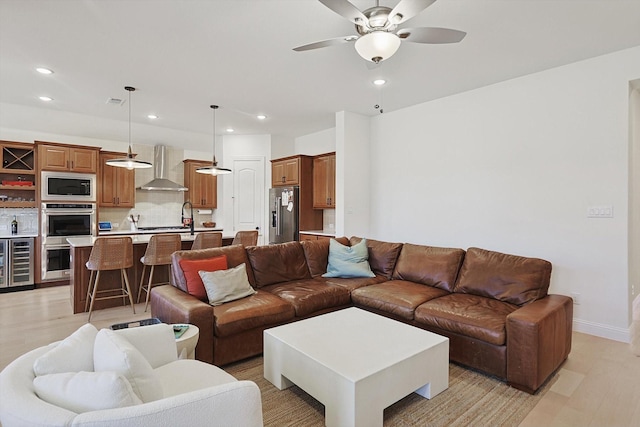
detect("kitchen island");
top-left (67, 231), bottom-right (233, 314)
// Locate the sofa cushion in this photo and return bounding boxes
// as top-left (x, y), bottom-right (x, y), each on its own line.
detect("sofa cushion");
top-left (94, 329), bottom-right (163, 403)
top-left (213, 290), bottom-right (295, 337)
top-left (112, 323), bottom-right (178, 369)
top-left (300, 237), bottom-right (349, 277)
top-left (246, 241), bottom-right (310, 287)
top-left (350, 237), bottom-right (403, 279)
top-left (414, 293), bottom-right (519, 345)
top-left (200, 263), bottom-right (257, 306)
top-left (179, 255), bottom-right (228, 300)
top-left (317, 275), bottom-right (388, 292)
top-left (33, 371), bottom-right (142, 414)
top-left (261, 278), bottom-right (351, 317)
top-left (392, 243), bottom-right (465, 292)
top-left (172, 245), bottom-right (256, 293)
top-left (33, 323), bottom-right (98, 376)
top-left (323, 238), bottom-right (375, 278)
top-left (351, 280), bottom-right (450, 320)
top-left (453, 247), bottom-right (552, 305)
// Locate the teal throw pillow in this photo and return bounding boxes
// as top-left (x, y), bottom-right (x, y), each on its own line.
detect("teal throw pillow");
top-left (322, 238), bottom-right (375, 278)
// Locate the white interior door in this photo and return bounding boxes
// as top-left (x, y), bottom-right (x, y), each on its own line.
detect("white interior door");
top-left (232, 157), bottom-right (265, 244)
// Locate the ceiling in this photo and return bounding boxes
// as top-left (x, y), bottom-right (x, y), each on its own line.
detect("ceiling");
top-left (2, 0), bottom-right (640, 152)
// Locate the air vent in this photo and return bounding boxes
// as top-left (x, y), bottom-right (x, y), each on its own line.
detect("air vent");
top-left (106, 97), bottom-right (125, 106)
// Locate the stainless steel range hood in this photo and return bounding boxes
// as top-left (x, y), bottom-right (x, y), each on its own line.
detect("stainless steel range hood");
top-left (136, 145), bottom-right (188, 191)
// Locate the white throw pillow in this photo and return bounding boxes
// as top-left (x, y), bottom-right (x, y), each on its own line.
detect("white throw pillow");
top-left (199, 263), bottom-right (257, 306)
top-left (33, 323), bottom-right (98, 376)
top-left (33, 371), bottom-right (142, 414)
top-left (93, 329), bottom-right (163, 403)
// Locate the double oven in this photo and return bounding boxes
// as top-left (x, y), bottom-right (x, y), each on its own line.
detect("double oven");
top-left (40, 172), bottom-right (97, 281)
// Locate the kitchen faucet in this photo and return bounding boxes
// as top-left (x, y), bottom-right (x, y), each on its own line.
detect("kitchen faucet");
top-left (181, 201), bottom-right (194, 235)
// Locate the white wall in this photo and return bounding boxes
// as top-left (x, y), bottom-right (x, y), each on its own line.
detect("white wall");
top-left (368, 46), bottom-right (640, 342)
top-left (295, 128), bottom-right (335, 155)
top-left (336, 111), bottom-right (371, 238)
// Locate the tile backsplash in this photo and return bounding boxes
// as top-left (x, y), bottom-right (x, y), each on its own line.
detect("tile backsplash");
top-left (99, 145), bottom-right (214, 230)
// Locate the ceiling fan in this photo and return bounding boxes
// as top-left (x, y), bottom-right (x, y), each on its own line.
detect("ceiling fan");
top-left (293, 0), bottom-right (466, 63)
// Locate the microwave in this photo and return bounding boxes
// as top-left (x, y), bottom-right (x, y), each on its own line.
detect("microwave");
top-left (41, 171), bottom-right (97, 201)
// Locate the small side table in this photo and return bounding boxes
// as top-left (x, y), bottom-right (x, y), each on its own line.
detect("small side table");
top-left (174, 324), bottom-right (199, 359)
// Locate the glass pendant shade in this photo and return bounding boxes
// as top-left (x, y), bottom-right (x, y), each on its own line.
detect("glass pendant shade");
top-left (106, 86), bottom-right (152, 170)
top-left (354, 31), bottom-right (401, 63)
top-left (196, 105), bottom-right (232, 175)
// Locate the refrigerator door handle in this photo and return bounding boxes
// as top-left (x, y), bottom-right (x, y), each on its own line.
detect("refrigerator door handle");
top-left (275, 197), bottom-right (281, 236)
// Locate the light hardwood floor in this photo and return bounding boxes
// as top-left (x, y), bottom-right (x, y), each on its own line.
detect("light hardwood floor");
top-left (1, 286), bottom-right (639, 426)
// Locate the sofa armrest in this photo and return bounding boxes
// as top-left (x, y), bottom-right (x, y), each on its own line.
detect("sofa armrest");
top-left (73, 381), bottom-right (263, 427)
top-left (506, 294), bottom-right (573, 393)
top-left (150, 285), bottom-right (215, 364)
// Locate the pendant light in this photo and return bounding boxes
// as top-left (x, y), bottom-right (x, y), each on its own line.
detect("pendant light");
top-left (106, 86), bottom-right (152, 170)
top-left (196, 105), bottom-right (231, 175)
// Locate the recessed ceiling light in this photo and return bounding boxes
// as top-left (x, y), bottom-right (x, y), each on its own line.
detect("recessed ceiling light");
top-left (39, 96), bottom-right (53, 102)
top-left (147, 114), bottom-right (158, 119)
top-left (257, 114), bottom-right (267, 120)
top-left (36, 67), bottom-right (53, 75)
top-left (226, 128), bottom-right (234, 133)
top-left (373, 79), bottom-right (386, 86)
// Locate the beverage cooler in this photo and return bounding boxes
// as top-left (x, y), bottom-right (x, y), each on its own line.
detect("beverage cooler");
top-left (0, 238), bottom-right (34, 288)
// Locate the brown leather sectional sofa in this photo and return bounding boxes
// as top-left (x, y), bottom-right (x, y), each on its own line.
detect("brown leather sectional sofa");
top-left (150, 237), bottom-right (573, 394)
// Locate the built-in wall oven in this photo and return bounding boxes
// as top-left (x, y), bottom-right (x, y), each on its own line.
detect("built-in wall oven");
top-left (41, 203), bottom-right (96, 282)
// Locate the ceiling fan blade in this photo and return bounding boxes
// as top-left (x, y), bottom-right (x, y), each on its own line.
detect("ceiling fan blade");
top-left (388, 0), bottom-right (437, 25)
top-left (293, 36), bottom-right (358, 52)
top-left (318, 0), bottom-right (368, 26)
top-left (397, 27), bottom-right (466, 44)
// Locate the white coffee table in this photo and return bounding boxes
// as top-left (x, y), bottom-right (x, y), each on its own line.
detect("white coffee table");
top-left (264, 307), bottom-right (449, 427)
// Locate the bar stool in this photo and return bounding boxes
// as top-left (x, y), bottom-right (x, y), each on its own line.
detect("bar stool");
top-left (232, 230), bottom-right (258, 247)
top-left (85, 236), bottom-right (135, 322)
top-left (191, 231), bottom-right (223, 250)
top-left (137, 233), bottom-right (182, 311)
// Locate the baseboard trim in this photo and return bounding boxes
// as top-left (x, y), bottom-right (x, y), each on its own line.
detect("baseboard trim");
top-left (573, 318), bottom-right (630, 343)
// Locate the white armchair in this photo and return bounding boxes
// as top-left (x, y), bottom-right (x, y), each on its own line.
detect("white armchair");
top-left (0, 323), bottom-right (263, 427)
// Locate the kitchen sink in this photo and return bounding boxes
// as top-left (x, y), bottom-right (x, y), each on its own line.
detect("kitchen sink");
top-left (136, 226), bottom-right (190, 231)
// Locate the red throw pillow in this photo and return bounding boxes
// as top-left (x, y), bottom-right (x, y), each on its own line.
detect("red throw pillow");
top-left (179, 255), bottom-right (228, 300)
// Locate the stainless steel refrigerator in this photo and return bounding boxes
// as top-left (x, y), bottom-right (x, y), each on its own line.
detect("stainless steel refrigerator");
top-left (0, 238), bottom-right (35, 289)
top-left (269, 186), bottom-right (299, 244)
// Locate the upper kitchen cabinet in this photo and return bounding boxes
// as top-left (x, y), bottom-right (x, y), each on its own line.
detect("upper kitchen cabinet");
top-left (99, 151), bottom-right (135, 208)
top-left (271, 156), bottom-right (301, 187)
top-left (0, 141), bottom-right (37, 207)
top-left (183, 159), bottom-right (217, 208)
top-left (36, 141), bottom-right (99, 173)
top-left (313, 152), bottom-right (335, 209)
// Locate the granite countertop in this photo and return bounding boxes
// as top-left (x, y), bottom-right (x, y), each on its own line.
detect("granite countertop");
top-left (68, 229), bottom-right (231, 248)
top-left (99, 227), bottom-right (222, 236)
top-left (0, 232), bottom-right (38, 239)
top-left (299, 229), bottom-right (336, 237)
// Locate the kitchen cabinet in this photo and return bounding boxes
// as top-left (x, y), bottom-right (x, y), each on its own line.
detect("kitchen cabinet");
top-left (0, 141), bottom-right (37, 208)
top-left (271, 155), bottom-right (322, 233)
top-left (99, 151), bottom-right (135, 207)
top-left (313, 152), bottom-right (335, 209)
top-left (183, 159), bottom-right (217, 208)
top-left (36, 141), bottom-right (98, 173)
top-left (299, 233), bottom-right (333, 242)
top-left (271, 156), bottom-right (300, 187)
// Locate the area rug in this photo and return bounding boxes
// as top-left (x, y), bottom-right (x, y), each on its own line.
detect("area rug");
top-left (224, 356), bottom-right (555, 427)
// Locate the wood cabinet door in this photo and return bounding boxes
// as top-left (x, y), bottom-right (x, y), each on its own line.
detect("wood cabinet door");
top-left (299, 233), bottom-right (317, 241)
top-left (184, 160), bottom-right (217, 208)
top-left (70, 148), bottom-right (98, 173)
top-left (99, 152), bottom-right (135, 207)
top-left (38, 145), bottom-right (70, 171)
top-left (313, 153), bottom-right (335, 208)
top-left (272, 161), bottom-right (285, 186)
top-left (283, 158), bottom-right (299, 185)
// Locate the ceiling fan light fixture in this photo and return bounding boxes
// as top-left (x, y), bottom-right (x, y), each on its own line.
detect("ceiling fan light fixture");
top-left (106, 86), bottom-right (153, 170)
top-left (355, 31), bottom-right (401, 63)
top-left (196, 105), bottom-right (232, 176)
